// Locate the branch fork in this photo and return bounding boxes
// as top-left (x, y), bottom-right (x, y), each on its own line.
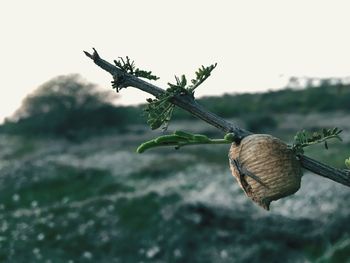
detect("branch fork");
top-left (83, 48), bottom-right (100, 61)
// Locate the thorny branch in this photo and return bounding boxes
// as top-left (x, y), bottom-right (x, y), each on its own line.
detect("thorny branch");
top-left (84, 48), bottom-right (350, 187)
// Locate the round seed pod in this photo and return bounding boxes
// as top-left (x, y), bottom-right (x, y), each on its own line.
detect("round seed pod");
top-left (228, 134), bottom-right (302, 210)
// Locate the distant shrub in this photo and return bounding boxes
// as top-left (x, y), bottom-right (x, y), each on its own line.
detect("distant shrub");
top-left (1, 74), bottom-right (142, 139)
top-left (13, 74), bottom-right (116, 119)
top-left (245, 114), bottom-right (277, 132)
top-left (198, 84), bottom-right (350, 118)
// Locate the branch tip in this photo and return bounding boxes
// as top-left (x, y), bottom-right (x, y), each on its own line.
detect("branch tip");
top-left (92, 48), bottom-right (100, 59)
top-left (84, 48), bottom-right (100, 61)
top-left (83, 51), bottom-right (93, 59)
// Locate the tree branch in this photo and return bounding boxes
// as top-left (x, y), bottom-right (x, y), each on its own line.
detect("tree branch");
top-left (299, 155), bottom-right (350, 186)
top-left (84, 48), bottom-right (350, 187)
top-left (84, 49), bottom-right (250, 140)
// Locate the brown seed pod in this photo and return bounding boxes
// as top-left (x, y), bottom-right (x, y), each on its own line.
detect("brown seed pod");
top-left (228, 134), bottom-right (302, 210)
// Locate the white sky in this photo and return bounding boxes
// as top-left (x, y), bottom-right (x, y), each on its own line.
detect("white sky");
top-left (1, 0), bottom-right (350, 123)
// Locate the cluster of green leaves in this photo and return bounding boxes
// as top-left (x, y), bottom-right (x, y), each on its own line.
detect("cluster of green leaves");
top-left (114, 56), bottom-right (159, 82)
top-left (292, 128), bottom-right (342, 154)
top-left (145, 94), bottom-right (176, 130)
top-left (137, 131), bottom-right (235, 153)
top-left (168, 63), bottom-right (217, 94)
top-left (145, 63), bottom-right (217, 130)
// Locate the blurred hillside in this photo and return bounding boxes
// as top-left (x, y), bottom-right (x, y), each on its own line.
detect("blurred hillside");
top-left (0, 75), bottom-right (143, 140)
top-left (0, 75), bottom-right (350, 262)
top-left (1, 75), bottom-right (350, 139)
top-left (197, 81), bottom-right (350, 118)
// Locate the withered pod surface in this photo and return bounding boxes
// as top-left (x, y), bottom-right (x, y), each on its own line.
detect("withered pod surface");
top-left (229, 134), bottom-right (302, 210)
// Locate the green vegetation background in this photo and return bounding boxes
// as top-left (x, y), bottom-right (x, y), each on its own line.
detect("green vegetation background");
top-left (0, 75), bottom-right (349, 262)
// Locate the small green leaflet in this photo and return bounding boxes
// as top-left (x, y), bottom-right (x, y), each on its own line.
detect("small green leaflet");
top-left (113, 56), bottom-right (159, 82)
top-left (345, 157), bottom-right (350, 169)
top-left (292, 127), bottom-right (342, 154)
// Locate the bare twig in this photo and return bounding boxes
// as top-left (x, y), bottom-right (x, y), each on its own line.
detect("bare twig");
top-left (84, 48), bottom-right (350, 187)
top-left (299, 155), bottom-right (350, 186)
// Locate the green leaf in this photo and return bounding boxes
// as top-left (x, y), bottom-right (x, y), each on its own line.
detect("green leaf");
top-left (187, 63), bottom-right (217, 92)
top-left (292, 127), bottom-right (343, 153)
top-left (136, 140), bottom-right (158, 153)
top-left (114, 56), bottom-right (159, 81)
top-left (224, 133), bottom-right (237, 142)
top-left (136, 130), bottom-right (231, 153)
top-left (144, 63), bottom-right (217, 130)
top-left (345, 157), bottom-right (350, 169)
